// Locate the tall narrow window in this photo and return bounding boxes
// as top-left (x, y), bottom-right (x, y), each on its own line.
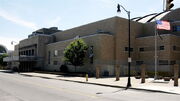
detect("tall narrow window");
top-left (173, 46), bottom-right (176, 50)
top-left (54, 50), bottom-right (58, 57)
top-left (29, 50), bottom-right (31, 56)
top-left (26, 50), bottom-right (28, 55)
top-left (125, 47), bottom-right (128, 51)
top-left (32, 49), bottom-right (34, 56)
top-left (48, 51), bottom-right (51, 64)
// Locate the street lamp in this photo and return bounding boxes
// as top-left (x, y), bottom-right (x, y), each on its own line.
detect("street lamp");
top-left (11, 41), bottom-right (17, 45)
top-left (11, 41), bottom-right (20, 73)
top-left (117, 4), bottom-right (131, 88)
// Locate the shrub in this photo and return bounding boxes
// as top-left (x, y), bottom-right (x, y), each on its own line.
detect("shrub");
top-left (0, 54), bottom-right (8, 67)
top-left (60, 65), bottom-right (69, 73)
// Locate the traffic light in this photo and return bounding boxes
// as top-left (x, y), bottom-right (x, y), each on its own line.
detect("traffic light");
top-left (166, 0), bottom-right (174, 10)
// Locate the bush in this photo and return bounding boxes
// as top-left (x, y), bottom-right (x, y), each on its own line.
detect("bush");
top-left (164, 77), bottom-right (171, 81)
top-left (60, 65), bottom-right (68, 73)
top-left (103, 71), bottom-right (109, 77)
top-left (0, 54), bottom-right (8, 66)
top-left (146, 71), bottom-right (172, 77)
top-left (0, 65), bottom-right (3, 69)
top-left (12, 67), bottom-right (18, 72)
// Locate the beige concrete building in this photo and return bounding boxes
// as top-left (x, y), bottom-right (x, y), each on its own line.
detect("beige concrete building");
top-left (4, 8), bottom-right (180, 76)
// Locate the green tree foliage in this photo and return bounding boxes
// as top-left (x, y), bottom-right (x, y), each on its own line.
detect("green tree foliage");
top-left (0, 54), bottom-right (8, 66)
top-left (63, 38), bottom-right (88, 72)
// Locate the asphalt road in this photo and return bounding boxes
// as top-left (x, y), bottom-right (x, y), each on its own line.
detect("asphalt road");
top-left (0, 70), bottom-right (180, 101)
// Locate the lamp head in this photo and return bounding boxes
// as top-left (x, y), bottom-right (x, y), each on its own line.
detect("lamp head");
top-left (117, 4), bottom-right (121, 12)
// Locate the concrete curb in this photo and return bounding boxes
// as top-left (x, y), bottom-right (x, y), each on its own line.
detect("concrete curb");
top-left (20, 73), bottom-right (180, 95)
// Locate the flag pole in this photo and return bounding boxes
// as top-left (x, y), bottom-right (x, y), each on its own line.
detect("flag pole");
top-left (163, 0), bottom-right (165, 11)
top-left (154, 20), bottom-right (170, 80)
top-left (154, 20), bottom-right (158, 80)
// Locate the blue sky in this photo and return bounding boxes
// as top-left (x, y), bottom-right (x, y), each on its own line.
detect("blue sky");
top-left (0, 0), bottom-right (180, 50)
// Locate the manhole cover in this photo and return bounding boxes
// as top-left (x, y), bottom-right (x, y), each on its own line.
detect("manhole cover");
top-left (96, 92), bottom-right (103, 94)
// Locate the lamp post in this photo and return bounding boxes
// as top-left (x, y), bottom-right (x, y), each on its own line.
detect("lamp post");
top-left (117, 4), bottom-right (131, 88)
top-left (11, 41), bottom-right (17, 45)
top-left (11, 41), bottom-right (20, 73)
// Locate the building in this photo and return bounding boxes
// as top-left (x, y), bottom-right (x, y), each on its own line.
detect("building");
top-left (4, 8), bottom-right (180, 76)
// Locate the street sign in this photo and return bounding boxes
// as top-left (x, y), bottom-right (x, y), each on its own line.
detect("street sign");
top-left (128, 57), bottom-right (132, 63)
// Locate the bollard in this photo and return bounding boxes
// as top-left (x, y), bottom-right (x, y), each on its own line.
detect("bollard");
top-left (174, 64), bottom-right (179, 86)
top-left (115, 65), bottom-right (120, 81)
top-left (86, 74), bottom-right (88, 82)
top-left (96, 66), bottom-right (100, 79)
top-left (141, 64), bottom-right (146, 83)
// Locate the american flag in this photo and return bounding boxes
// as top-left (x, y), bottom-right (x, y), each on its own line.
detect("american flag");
top-left (156, 20), bottom-right (171, 30)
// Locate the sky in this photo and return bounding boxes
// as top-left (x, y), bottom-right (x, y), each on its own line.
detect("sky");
top-left (0, 0), bottom-right (180, 50)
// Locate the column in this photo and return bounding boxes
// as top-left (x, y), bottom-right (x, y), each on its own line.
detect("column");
top-left (115, 65), bottom-right (120, 81)
top-left (174, 64), bottom-right (179, 86)
top-left (96, 65), bottom-right (100, 79)
top-left (141, 64), bottom-right (146, 83)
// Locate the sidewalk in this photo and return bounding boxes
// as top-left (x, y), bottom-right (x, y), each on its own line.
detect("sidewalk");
top-left (20, 72), bottom-right (180, 95)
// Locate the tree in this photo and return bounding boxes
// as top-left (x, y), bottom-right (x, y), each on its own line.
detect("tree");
top-left (63, 38), bottom-right (88, 72)
top-left (0, 54), bottom-right (8, 66)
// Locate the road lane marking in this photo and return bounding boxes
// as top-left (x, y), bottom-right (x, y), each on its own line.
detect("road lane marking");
top-left (0, 74), bottom-right (99, 99)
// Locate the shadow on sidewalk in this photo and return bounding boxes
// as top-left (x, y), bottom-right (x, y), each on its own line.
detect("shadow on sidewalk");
top-left (0, 70), bottom-right (16, 74)
top-left (35, 71), bottom-right (88, 77)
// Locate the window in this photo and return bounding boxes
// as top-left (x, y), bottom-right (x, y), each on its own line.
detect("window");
top-left (173, 26), bottom-right (177, 32)
top-left (173, 46), bottom-right (176, 50)
top-left (159, 60), bottom-right (168, 65)
top-left (139, 48), bottom-right (144, 52)
top-left (136, 61), bottom-right (144, 65)
top-left (58, 50), bottom-right (61, 56)
top-left (173, 26), bottom-right (180, 32)
top-left (159, 46), bottom-right (164, 50)
top-left (26, 50), bottom-right (28, 55)
top-left (130, 48), bottom-right (133, 52)
top-left (32, 49), bottom-right (34, 56)
top-left (53, 61), bottom-right (58, 65)
top-left (48, 51), bottom-right (51, 64)
top-left (54, 50), bottom-right (58, 57)
top-left (177, 26), bottom-right (180, 32)
top-left (125, 47), bottom-right (128, 51)
top-left (170, 60), bottom-right (176, 65)
top-left (125, 47), bottom-right (133, 52)
top-left (28, 50), bottom-right (31, 56)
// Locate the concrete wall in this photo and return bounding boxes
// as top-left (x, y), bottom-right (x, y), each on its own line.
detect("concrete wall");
top-left (45, 34), bottom-right (114, 75)
top-left (135, 34), bottom-right (180, 73)
top-left (19, 35), bottom-right (53, 69)
top-left (53, 17), bottom-right (117, 42)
